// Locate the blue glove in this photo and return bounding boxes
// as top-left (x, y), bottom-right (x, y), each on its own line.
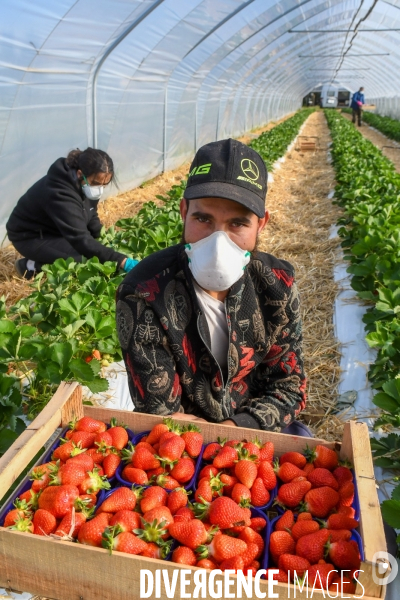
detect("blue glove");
top-left (123, 258), bottom-right (139, 272)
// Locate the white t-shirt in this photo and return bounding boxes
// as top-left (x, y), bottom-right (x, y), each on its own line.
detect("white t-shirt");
top-left (194, 282), bottom-right (229, 381)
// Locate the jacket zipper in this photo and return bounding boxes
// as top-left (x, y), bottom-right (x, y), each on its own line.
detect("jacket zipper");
top-left (196, 309), bottom-right (231, 420)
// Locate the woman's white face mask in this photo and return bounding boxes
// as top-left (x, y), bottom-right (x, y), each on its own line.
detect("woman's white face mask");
top-left (81, 174), bottom-right (104, 200)
top-left (185, 231), bottom-right (251, 292)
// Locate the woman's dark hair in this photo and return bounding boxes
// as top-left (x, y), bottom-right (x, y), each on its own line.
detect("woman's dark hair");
top-left (66, 147), bottom-right (116, 186)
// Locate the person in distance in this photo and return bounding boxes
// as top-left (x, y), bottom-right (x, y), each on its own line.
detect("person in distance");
top-left (6, 147), bottom-right (138, 280)
top-left (351, 87), bottom-right (365, 126)
top-left (116, 139), bottom-right (311, 435)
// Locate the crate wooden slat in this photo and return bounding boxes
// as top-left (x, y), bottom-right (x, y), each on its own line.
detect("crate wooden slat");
top-left (0, 383), bottom-right (388, 600)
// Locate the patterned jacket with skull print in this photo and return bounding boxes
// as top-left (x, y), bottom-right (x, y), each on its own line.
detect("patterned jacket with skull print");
top-left (116, 244), bottom-right (307, 431)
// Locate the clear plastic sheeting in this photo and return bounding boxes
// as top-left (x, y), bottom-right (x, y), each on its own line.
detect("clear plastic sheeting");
top-left (1, 0), bottom-right (400, 238)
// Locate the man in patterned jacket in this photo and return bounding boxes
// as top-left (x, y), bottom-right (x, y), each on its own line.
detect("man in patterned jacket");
top-left (116, 138), bottom-right (310, 434)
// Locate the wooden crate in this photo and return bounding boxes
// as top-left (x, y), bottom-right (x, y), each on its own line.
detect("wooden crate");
top-left (0, 382), bottom-right (388, 600)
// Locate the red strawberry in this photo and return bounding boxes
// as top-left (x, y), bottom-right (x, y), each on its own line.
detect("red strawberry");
top-left (146, 422), bottom-right (171, 446)
top-left (132, 447), bottom-right (161, 471)
top-left (239, 527), bottom-right (264, 557)
top-left (333, 466), bottom-right (353, 487)
top-left (213, 446), bottom-right (238, 469)
top-left (170, 457), bottom-right (195, 483)
top-left (52, 441), bottom-right (86, 462)
top-left (195, 479), bottom-right (213, 503)
top-left (198, 465), bottom-right (219, 480)
top-left (203, 442), bottom-right (224, 462)
top-left (242, 442), bottom-right (261, 460)
top-left (109, 510), bottom-right (142, 532)
top-left (38, 485), bottom-right (82, 518)
top-left (139, 507), bottom-right (174, 541)
top-left (265, 568), bottom-right (288, 583)
top-left (307, 563), bottom-right (337, 589)
top-left (167, 488), bottom-right (189, 515)
top-left (251, 478), bottom-right (270, 507)
top-left (305, 444), bottom-right (338, 471)
top-left (250, 517), bottom-right (267, 532)
top-left (235, 458), bottom-right (258, 489)
top-left (94, 430), bottom-right (113, 447)
top-left (78, 512), bottom-right (111, 546)
top-left (275, 510), bottom-right (295, 531)
top-left (258, 460), bottom-right (277, 491)
top-left (279, 452), bottom-right (307, 469)
top-left (33, 509), bottom-right (57, 536)
top-left (181, 424), bottom-right (203, 458)
top-left (17, 489), bottom-right (40, 511)
top-left (169, 520), bottom-right (208, 549)
top-left (327, 529), bottom-right (352, 542)
top-left (220, 474), bottom-right (238, 496)
top-left (174, 507), bottom-right (195, 522)
top-left (172, 546), bottom-right (197, 566)
top-left (308, 468), bottom-right (339, 490)
top-left (301, 487), bottom-right (340, 518)
top-left (276, 480), bottom-right (312, 508)
top-left (79, 494), bottom-right (97, 509)
top-left (69, 431), bottom-right (96, 448)
top-left (291, 519), bottom-right (320, 541)
top-left (338, 481), bottom-right (355, 507)
top-left (140, 486), bottom-right (168, 513)
top-left (329, 574), bottom-right (356, 595)
top-left (326, 540), bottom-right (361, 570)
top-left (197, 533), bottom-right (247, 562)
top-left (6, 514), bottom-right (34, 533)
top-left (297, 512), bottom-right (312, 521)
top-left (278, 554), bottom-right (310, 577)
top-left (54, 510), bottom-right (87, 539)
top-left (4, 502), bottom-right (32, 527)
top-left (269, 531), bottom-right (296, 564)
top-left (274, 459), bottom-right (306, 483)
top-left (155, 473), bottom-right (180, 490)
top-left (219, 556), bottom-right (245, 573)
top-left (196, 558), bottom-right (218, 570)
top-left (337, 505), bottom-right (356, 518)
top-left (49, 461), bottom-right (86, 487)
top-left (102, 453), bottom-right (121, 478)
top-left (72, 416), bottom-right (107, 433)
top-left (30, 462), bottom-right (54, 490)
top-left (66, 453), bottom-right (94, 472)
top-left (257, 441), bottom-right (274, 463)
top-left (207, 496), bottom-right (251, 529)
top-left (325, 514), bottom-right (358, 530)
top-left (97, 487), bottom-right (137, 513)
top-left (296, 529), bottom-right (331, 563)
top-left (158, 434), bottom-right (186, 463)
top-left (102, 527), bottom-right (148, 555)
top-left (303, 463), bottom-right (315, 476)
top-left (108, 420), bottom-right (129, 450)
top-left (232, 483), bottom-right (252, 507)
top-left (78, 468), bottom-right (111, 495)
top-left (86, 447), bottom-right (105, 465)
top-left (122, 466), bottom-right (148, 485)
top-left (240, 542), bottom-right (258, 567)
top-left (141, 541), bottom-right (173, 559)
top-left (146, 466), bottom-right (165, 479)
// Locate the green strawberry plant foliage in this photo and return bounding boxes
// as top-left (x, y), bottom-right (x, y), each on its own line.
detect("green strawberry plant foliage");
top-left (325, 109), bottom-right (400, 552)
top-left (342, 108), bottom-right (400, 143)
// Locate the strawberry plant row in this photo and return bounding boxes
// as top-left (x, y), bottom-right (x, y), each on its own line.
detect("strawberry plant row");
top-left (342, 108), bottom-right (400, 143)
top-left (324, 109), bottom-right (400, 551)
top-left (0, 109), bottom-right (314, 459)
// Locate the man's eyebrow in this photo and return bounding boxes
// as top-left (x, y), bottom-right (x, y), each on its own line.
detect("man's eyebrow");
top-left (190, 211), bottom-right (214, 219)
top-left (228, 216), bottom-right (252, 224)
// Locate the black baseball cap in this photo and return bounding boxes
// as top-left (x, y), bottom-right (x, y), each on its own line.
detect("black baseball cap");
top-left (184, 138), bottom-right (268, 218)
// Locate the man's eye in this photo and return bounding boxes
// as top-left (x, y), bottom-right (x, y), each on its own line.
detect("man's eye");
top-left (232, 222), bottom-right (245, 228)
top-left (196, 216), bottom-right (209, 223)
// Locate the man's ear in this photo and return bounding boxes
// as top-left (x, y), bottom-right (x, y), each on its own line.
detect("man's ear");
top-left (180, 197), bottom-right (188, 221)
top-left (76, 169), bottom-right (83, 181)
top-left (257, 210), bottom-right (269, 234)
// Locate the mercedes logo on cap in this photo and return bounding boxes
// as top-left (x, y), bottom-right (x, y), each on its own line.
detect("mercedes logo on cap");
top-left (241, 158), bottom-right (259, 181)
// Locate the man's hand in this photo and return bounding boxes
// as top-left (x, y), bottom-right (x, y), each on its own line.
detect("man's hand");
top-left (221, 419), bottom-right (237, 427)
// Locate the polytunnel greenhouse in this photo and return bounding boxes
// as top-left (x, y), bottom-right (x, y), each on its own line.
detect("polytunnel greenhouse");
top-left (1, 1), bottom-right (400, 599)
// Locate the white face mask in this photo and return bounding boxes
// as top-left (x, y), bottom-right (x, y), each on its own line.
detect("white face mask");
top-left (82, 183), bottom-right (104, 201)
top-left (185, 231), bottom-right (251, 292)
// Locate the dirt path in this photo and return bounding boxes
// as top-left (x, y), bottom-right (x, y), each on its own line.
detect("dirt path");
top-left (259, 110), bottom-right (343, 440)
top-left (342, 112), bottom-right (400, 172)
